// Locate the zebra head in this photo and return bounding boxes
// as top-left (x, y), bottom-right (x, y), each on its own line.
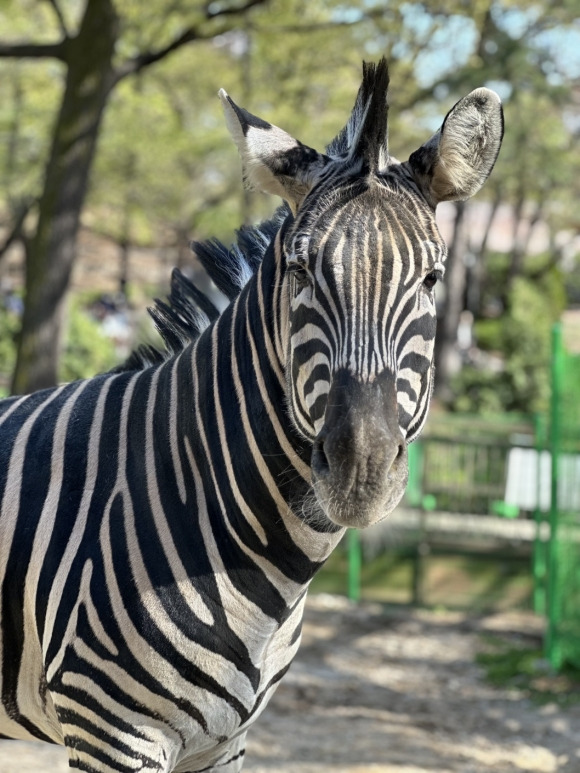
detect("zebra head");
top-left (220, 60), bottom-right (503, 529)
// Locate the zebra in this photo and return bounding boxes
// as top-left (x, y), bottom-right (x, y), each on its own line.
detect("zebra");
top-left (0, 59), bottom-right (503, 772)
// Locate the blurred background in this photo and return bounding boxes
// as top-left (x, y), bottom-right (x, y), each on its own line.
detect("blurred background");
top-left (0, 0), bottom-right (579, 665)
top-left (0, 0), bottom-right (578, 400)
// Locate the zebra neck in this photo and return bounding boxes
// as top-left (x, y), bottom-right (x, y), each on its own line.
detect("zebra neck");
top-left (171, 259), bottom-right (344, 587)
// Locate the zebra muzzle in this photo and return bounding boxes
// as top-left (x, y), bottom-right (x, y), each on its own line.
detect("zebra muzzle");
top-left (310, 369), bottom-right (409, 528)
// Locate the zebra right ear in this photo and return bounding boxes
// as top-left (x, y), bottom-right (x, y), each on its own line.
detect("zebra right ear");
top-left (407, 88), bottom-right (504, 207)
top-left (219, 89), bottom-right (330, 213)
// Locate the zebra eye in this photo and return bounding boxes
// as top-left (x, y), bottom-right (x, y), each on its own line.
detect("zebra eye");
top-left (288, 262), bottom-right (310, 290)
top-left (423, 271), bottom-right (439, 291)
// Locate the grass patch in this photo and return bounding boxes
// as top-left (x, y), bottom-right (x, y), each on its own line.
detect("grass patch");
top-left (477, 638), bottom-right (580, 707)
top-left (311, 545), bottom-right (533, 611)
top-left (311, 549), bottom-right (414, 603)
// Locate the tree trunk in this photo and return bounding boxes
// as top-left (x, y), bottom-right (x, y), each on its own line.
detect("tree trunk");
top-left (434, 201), bottom-right (469, 401)
top-left (11, 0), bottom-right (118, 395)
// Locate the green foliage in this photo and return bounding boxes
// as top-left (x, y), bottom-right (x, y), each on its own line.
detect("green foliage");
top-left (566, 255), bottom-right (580, 306)
top-left (0, 296), bottom-right (119, 393)
top-left (60, 298), bottom-right (119, 382)
top-left (477, 637), bottom-right (580, 707)
top-left (3, 1), bottom-right (578, 248)
top-left (451, 249), bottom-right (567, 414)
top-left (0, 304), bottom-right (20, 395)
top-left (312, 548), bottom-right (532, 611)
top-left (451, 286), bottom-right (552, 414)
top-left (451, 369), bottom-right (511, 415)
top-left (499, 279), bottom-right (553, 411)
top-left (1, 0), bottom-right (579, 392)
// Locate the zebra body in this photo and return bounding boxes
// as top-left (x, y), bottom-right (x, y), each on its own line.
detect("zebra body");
top-left (0, 278), bottom-right (327, 771)
top-left (0, 60), bottom-right (503, 771)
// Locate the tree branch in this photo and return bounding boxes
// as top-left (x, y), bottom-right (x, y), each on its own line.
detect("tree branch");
top-left (44, 0), bottom-right (70, 38)
top-left (113, 0), bottom-right (270, 84)
top-left (204, 0), bottom-right (268, 18)
top-left (0, 41), bottom-right (67, 60)
top-left (250, 6), bottom-right (394, 34)
top-left (113, 26), bottom-right (207, 83)
top-left (0, 198), bottom-right (35, 261)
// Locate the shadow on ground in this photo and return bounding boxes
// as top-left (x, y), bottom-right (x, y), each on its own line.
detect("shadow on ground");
top-left (1, 595), bottom-right (578, 773)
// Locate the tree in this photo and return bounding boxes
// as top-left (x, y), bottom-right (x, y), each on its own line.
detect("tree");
top-left (0, 0), bottom-right (268, 394)
top-left (407, 0), bottom-right (580, 405)
top-left (4, 0), bottom-right (118, 394)
top-left (2, 0), bottom-right (577, 409)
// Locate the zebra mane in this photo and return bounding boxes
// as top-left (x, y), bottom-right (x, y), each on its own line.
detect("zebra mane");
top-left (326, 58), bottom-right (390, 171)
top-left (114, 205), bottom-right (290, 373)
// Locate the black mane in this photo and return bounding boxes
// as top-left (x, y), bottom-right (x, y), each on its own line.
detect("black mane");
top-left (114, 58), bottom-right (392, 375)
top-left (113, 205), bottom-right (290, 373)
top-left (326, 58), bottom-right (390, 170)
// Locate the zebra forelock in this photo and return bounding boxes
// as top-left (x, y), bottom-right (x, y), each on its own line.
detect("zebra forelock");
top-left (326, 58), bottom-right (390, 172)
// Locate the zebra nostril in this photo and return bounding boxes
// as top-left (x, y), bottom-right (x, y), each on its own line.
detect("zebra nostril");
top-left (396, 442), bottom-right (405, 459)
top-left (311, 438), bottom-right (330, 479)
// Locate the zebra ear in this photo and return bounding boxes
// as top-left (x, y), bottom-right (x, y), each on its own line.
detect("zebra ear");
top-left (407, 88), bottom-right (504, 207)
top-left (219, 89), bottom-right (330, 212)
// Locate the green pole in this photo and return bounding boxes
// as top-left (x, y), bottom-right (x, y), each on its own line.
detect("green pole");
top-left (406, 441), bottom-right (424, 508)
top-left (347, 529), bottom-right (361, 602)
top-left (547, 323), bottom-right (563, 668)
top-left (408, 441), bottom-right (426, 606)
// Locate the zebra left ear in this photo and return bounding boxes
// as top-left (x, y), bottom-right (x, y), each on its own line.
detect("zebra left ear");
top-left (219, 89), bottom-right (330, 212)
top-left (407, 88), bottom-right (504, 207)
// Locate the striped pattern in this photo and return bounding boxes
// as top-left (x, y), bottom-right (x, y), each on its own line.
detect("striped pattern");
top-left (0, 311), bottom-right (330, 771)
top-left (0, 59), bottom-right (502, 771)
top-left (286, 178), bottom-right (445, 442)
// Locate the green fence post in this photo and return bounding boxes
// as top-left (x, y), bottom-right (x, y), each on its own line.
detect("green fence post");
top-left (408, 441), bottom-right (427, 606)
top-left (406, 441), bottom-right (424, 508)
top-left (546, 323), bottom-right (563, 669)
top-left (347, 529), bottom-right (361, 602)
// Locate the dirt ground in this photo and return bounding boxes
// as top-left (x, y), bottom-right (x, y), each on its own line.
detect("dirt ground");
top-left (1, 594), bottom-right (579, 773)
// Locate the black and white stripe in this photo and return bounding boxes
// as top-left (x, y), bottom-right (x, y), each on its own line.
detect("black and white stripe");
top-left (0, 59), bottom-right (503, 771)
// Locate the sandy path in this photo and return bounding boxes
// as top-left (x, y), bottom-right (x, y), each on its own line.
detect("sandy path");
top-left (1, 595), bottom-right (578, 773)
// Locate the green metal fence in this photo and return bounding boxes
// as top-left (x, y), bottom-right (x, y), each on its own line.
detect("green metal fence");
top-left (546, 323), bottom-right (580, 670)
top-left (343, 322), bottom-right (580, 667)
top-left (412, 413), bottom-right (535, 517)
top-left (345, 412), bottom-right (538, 604)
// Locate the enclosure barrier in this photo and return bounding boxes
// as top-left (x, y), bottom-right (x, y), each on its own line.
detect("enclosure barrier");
top-left (545, 323), bottom-right (580, 670)
top-left (344, 324), bottom-right (580, 672)
top-left (345, 412), bottom-right (539, 605)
